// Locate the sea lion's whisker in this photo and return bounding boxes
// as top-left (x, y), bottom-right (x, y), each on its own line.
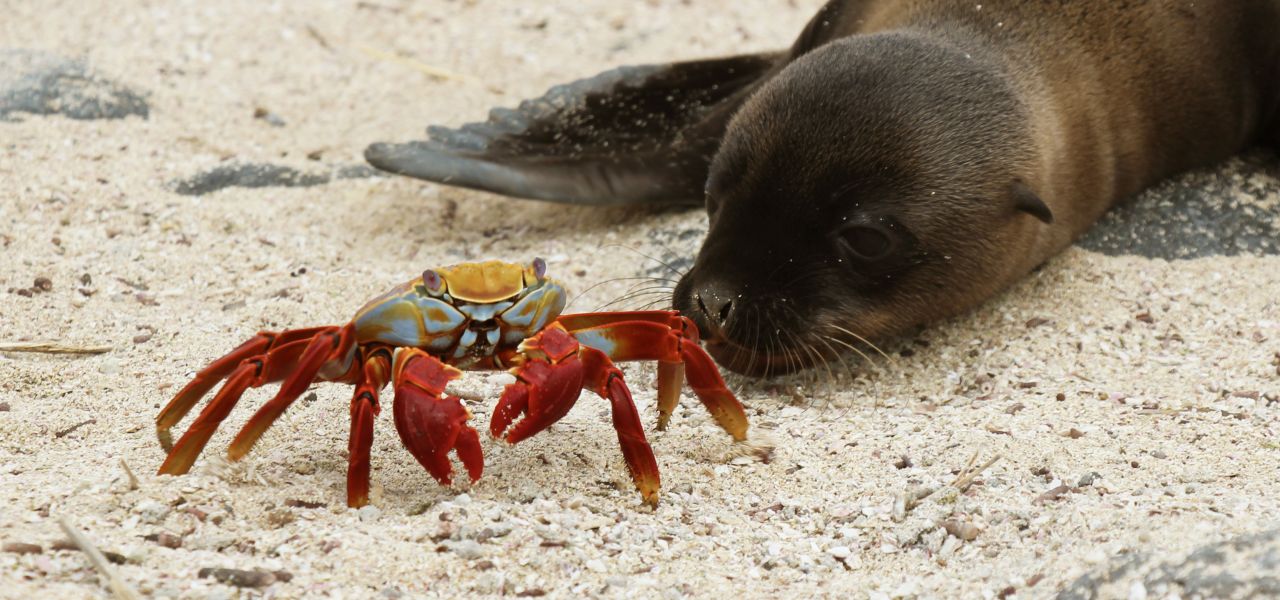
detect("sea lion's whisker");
top-left (596, 286), bottom-right (675, 311)
top-left (566, 276), bottom-right (677, 311)
top-left (599, 244), bottom-right (690, 279)
top-left (821, 331), bottom-right (877, 367)
top-left (820, 335), bottom-right (865, 423)
top-left (826, 324), bottom-right (893, 363)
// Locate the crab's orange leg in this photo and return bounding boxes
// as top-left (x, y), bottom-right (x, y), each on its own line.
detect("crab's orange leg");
top-left (155, 327), bottom-right (332, 451)
top-left (226, 325), bottom-right (355, 461)
top-left (391, 349), bottom-right (483, 487)
top-left (347, 349), bottom-right (391, 508)
top-left (158, 334), bottom-right (322, 476)
top-left (558, 313), bottom-right (748, 441)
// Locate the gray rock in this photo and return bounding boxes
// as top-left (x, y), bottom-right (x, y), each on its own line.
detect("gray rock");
top-left (0, 49), bottom-right (148, 120)
top-left (1057, 527), bottom-right (1280, 599)
top-left (1079, 151), bottom-right (1280, 259)
top-left (170, 162), bottom-right (382, 196)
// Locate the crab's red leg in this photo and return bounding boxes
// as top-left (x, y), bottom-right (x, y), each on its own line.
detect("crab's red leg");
top-left (347, 349), bottom-right (391, 508)
top-left (578, 344), bottom-right (660, 506)
top-left (226, 325), bottom-right (356, 461)
top-left (391, 349), bottom-right (483, 486)
top-left (558, 313), bottom-right (749, 441)
top-left (155, 327), bottom-right (331, 451)
top-left (158, 334), bottom-right (322, 475)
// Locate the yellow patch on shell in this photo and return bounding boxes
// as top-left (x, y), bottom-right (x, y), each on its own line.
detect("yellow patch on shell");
top-left (436, 260), bottom-right (529, 303)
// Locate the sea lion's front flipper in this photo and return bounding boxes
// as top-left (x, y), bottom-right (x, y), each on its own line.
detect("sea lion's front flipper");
top-left (365, 53), bottom-right (779, 206)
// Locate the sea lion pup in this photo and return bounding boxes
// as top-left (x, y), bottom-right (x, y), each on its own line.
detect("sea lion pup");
top-left (367, 0), bottom-right (1280, 375)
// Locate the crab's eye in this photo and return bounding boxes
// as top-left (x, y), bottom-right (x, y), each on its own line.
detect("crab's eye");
top-left (421, 269), bottom-right (444, 295)
top-left (532, 257), bottom-right (546, 279)
top-left (838, 225), bottom-right (894, 262)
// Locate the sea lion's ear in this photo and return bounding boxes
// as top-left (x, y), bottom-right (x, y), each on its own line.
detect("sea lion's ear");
top-left (790, 0), bottom-right (868, 58)
top-left (365, 53), bottom-right (780, 206)
top-left (1012, 182), bottom-right (1054, 224)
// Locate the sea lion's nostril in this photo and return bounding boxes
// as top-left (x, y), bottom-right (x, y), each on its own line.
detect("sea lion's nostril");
top-left (694, 286), bottom-right (736, 328)
top-left (717, 299), bottom-right (734, 324)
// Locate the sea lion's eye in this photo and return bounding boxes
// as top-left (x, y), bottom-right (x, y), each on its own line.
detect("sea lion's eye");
top-left (838, 225), bottom-right (894, 261)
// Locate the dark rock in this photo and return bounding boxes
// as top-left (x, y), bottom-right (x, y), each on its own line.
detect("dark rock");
top-left (1079, 151), bottom-right (1280, 258)
top-left (171, 162), bottom-right (383, 196)
top-left (0, 49), bottom-right (148, 120)
top-left (1057, 528), bottom-right (1280, 599)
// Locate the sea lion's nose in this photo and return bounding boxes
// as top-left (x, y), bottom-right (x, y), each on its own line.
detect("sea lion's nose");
top-left (694, 282), bottom-right (737, 332)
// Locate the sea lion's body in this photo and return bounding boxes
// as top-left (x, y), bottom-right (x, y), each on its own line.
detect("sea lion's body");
top-left (368, 0), bottom-right (1280, 374)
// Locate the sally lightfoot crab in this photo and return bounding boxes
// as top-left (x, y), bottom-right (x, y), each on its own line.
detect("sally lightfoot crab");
top-left (155, 259), bottom-right (748, 507)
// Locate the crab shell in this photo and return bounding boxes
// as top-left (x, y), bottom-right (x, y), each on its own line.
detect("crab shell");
top-left (351, 259), bottom-right (567, 366)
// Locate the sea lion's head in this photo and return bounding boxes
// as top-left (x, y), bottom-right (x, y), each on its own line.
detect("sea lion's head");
top-left (674, 33), bottom-right (1055, 376)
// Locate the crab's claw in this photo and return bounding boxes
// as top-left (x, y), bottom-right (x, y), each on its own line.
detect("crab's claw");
top-left (391, 349), bottom-right (483, 486)
top-left (493, 325), bottom-right (660, 505)
top-left (491, 327), bottom-right (586, 443)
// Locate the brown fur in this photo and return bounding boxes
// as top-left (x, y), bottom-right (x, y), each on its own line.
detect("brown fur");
top-left (675, 0), bottom-right (1280, 374)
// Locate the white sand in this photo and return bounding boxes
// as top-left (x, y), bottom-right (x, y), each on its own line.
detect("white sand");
top-left (2, 1), bottom-right (1278, 598)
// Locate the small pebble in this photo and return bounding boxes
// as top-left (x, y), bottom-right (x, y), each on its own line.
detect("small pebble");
top-left (155, 533), bottom-right (182, 549)
top-left (941, 520), bottom-right (981, 541)
top-left (1034, 485), bottom-right (1072, 505)
top-left (440, 539), bottom-right (484, 559)
top-left (828, 546), bottom-right (852, 559)
top-left (3, 542), bottom-right (43, 555)
top-left (33, 277), bottom-right (53, 292)
top-left (253, 107), bottom-right (286, 127)
top-left (0, 403), bottom-right (10, 412)
top-left (198, 567), bottom-right (277, 588)
top-left (267, 510), bottom-right (296, 528)
top-left (133, 499), bottom-right (170, 524)
top-left (357, 505), bottom-right (381, 522)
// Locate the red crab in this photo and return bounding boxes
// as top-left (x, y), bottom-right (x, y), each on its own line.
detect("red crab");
top-left (155, 259), bottom-right (748, 507)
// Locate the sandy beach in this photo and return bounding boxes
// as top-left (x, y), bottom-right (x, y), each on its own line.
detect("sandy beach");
top-left (2, 1), bottom-right (1278, 598)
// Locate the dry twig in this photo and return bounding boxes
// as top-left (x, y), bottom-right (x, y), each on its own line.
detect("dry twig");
top-left (56, 517), bottom-right (141, 600)
top-left (357, 44), bottom-right (465, 81)
top-left (0, 341), bottom-right (112, 355)
top-left (119, 459), bottom-right (139, 491)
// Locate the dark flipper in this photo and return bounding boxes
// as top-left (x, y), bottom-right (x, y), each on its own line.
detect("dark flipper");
top-left (365, 0), bottom-right (869, 205)
top-left (365, 53), bottom-right (779, 205)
